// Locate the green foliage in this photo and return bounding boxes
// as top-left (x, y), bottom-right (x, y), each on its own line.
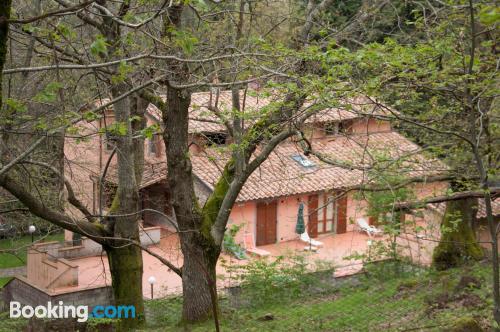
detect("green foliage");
top-left (0, 277), bottom-right (12, 288)
top-left (90, 35), bottom-right (109, 57)
top-left (83, 110), bottom-right (99, 122)
top-left (0, 312), bottom-right (26, 330)
top-left (55, 23), bottom-right (76, 40)
top-left (171, 29), bottom-right (198, 55)
top-left (33, 82), bottom-right (63, 103)
top-left (4, 98), bottom-right (26, 114)
top-left (224, 254), bottom-right (331, 307)
top-left (144, 296), bottom-right (183, 328)
top-left (85, 317), bottom-right (116, 331)
top-left (141, 123), bottom-right (161, 139)
top-left (444, 316), bottom-right (483, 332)
top-left (222, 224), bottom-right (247, 260)
top-left (478, 5), bottom-right (500, 26)
top-left (343, 1), bottom-right (498, 182)
top-left (351, 152), bottom-right (417, 262)
top-left (111, 61), bottom-right (134, 84)
top-left (102, 121), bottom-right (128, 136)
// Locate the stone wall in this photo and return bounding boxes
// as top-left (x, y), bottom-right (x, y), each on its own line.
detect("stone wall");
top-left (1, 276), bottom-right (113, 311)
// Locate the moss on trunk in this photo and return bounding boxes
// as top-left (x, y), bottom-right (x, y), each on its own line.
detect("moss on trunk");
top-left (433, 198), bottom-right (483, 270)
top-left (200, 161), bottom-right (234, 238)
top-left (107, 245), bottom-right (145, 331)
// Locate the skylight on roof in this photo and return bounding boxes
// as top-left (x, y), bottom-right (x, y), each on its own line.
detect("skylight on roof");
top-left (291, 154), bottom-right (316, 168)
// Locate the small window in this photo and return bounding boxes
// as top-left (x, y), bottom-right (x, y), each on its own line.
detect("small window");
top-left (148, 135), bottom-right (157, 155)
top-left (338, 121), bottom-right (351, 134)
top-left (204, 132), bottom-right (227, 146)
top-left (324, 121), bottom-right (352, 136)
top-left (291, 154), bottom-right (315, 168)
top-left (324, 122), bottom-right (339, 135)
top-left (104, 133), bottom-right (115, 151)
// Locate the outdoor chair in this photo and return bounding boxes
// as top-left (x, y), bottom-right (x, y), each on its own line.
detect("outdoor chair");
top-left (303, 245), bottom-right (318, 252)
top-left (299, 231), bottom-right (324, 247)
top-left (243, 233), bottom-right (271, 257)
top-left (356, 218), bottom-right (383, 237)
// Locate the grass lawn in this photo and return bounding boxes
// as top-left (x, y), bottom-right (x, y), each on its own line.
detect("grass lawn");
top-left (0, 232), bottom-right (64, 269)
top-left (0, 277), bottom-right (11, 287)
top-left (142, 261), bottom-right (494, 331)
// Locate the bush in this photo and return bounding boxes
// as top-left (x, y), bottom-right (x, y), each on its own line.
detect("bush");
top-left (226, 254), bottom-right (334, 307)
top-left (222, 224), bottom-right (247, 260)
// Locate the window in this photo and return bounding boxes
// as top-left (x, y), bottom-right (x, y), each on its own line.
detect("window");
top-left (148, 135), bottom-right (157, 155)
top-left (324, 121), bottom-right (352, 136)
top-left (324, 122), bottom-right (339, 135)
top-left (291, 154), bottom-right (315, 168)
top-left (311, 192), bottom-right (338, 235)
top-left (205, 132), bottom-right (227, 146)
top-left (338, 121), bottom-right (352, 134)
top-left (321, 194), bottom-right (337, 234)
top-left (104, 132), bottom-right (115, 151)
top-left (148, 134), bottom-right (162, 157)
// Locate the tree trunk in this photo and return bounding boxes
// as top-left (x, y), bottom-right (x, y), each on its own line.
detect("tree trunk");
top-left (162, 85), bottom-right (222, 322)
top-left (432, 197), bottom-right (483, 270)
top-left (105, 84), bottom-right (145, 330)
top-left (107, 245), bottom-right (145, 330)
top-left (179, 231), bottom-right (219, 322)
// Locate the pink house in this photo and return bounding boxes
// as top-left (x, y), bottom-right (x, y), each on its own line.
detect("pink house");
top-left (63, 90), bottom-right (448, 250)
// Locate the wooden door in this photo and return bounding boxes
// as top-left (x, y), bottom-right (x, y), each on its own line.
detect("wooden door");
top-left (336, 195), bottom-right (347, 234)
top-left (308, 195), bottom-right (319, 238)
top-left (256, 201), bottom-right (277, 246)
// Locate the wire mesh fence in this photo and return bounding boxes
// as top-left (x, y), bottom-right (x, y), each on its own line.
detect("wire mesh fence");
top-left (141, 259), bottom-right (493, 331)
top-left (201, 258), bottom-right (494, 332)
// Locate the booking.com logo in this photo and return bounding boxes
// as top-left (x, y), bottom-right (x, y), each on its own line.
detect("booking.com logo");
top-left (10, 301), bottom-right (136, 322)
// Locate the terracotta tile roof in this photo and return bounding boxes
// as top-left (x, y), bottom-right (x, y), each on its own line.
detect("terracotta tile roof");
top-left (429, 198), bottom-right (499, 220)
top-left (304, 95), bottom-right (393, 124)
top-left (144, 90), bottom-right (389, 133)
top-left (477, 199), bottom-right (500, 219)
top-left (106, 161), bottom-right (167, 189)
top-left (146, 90), bottom-right (268, 133)
top-left (191, 131), bottom-right (446, 202)
top-left (140, 161), bottom-right (168, 188)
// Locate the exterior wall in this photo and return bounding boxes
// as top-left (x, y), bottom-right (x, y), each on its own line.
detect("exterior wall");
top-left (309, 118), bottom-right (392, 140)
top-left (351, 118), bottom-right (391, 134)
top-left (228, 201), bottom-right (257, 245)
top-left (64, 121), bottom-right (102, 222)
top-left (412, 181), bottom-right (449, 200)
top-left (346, 191), bottom-right (369, 232)
top-left (228, 192), bottom-right (366, 246)
top-left (64, 111), bottom-right (165, 223)
top-left (227, 181), bottom-right (449, 247)
top-left (276, 195), bottom-right (309, 242)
